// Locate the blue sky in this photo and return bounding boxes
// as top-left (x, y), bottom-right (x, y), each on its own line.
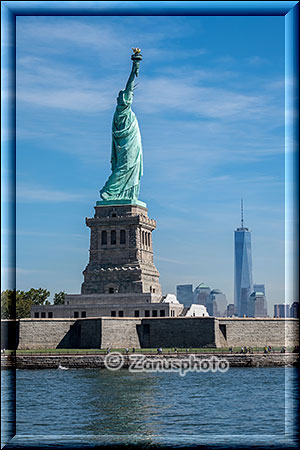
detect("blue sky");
top-left (3, 13), bottom-right (288, 313)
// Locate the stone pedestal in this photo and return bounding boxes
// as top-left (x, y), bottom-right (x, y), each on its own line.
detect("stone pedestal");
top-left (81, 202), bottom-right (162, 296)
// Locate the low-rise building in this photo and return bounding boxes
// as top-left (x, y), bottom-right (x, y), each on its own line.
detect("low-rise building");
top-left (290, 301), bottom-right (299, 318)
top-left (31, 293), bottom-right (184, 319)
top-left (226, 304), bottom-right (236, 317)
top-left (274, 304), bottom-right (290, 318)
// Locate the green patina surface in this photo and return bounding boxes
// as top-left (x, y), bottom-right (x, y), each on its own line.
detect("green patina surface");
top-left (96, 199), bottom-right (147, 208)
top-left (100, 53), bottom-right (143, 203)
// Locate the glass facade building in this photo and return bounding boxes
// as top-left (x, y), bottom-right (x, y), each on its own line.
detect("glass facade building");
top-left (248, 291), bottom-right (268, 317)
top-left (226, 304), bottom-right (236, 317)
top-left (274, 304), bottom-right (290, 318)
top-left (290, 302), bottom-right (299, 318)
top-left (176, 284), bottom-right (193, 307)
top-left (254, 283), bottom-right (265, 295)
top-left (207, 289), bottom-right (227, 317)
top-left (234, 226), bottom-right (253, 317)
top-left (193, 284), bottom-right (211, 306)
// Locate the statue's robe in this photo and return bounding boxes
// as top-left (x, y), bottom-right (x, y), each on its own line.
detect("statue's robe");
top-left (100, 88), bottom-right (143, 201)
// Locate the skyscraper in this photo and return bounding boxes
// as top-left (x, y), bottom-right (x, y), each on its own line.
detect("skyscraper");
top-left (207, 289), bottom-right (227, 317)
top-left (193, 284), bottom-right (211, 306)
top-left (176, 284), bottom-right (193, 307)
top-left (234, 200), bottom-right (253, 317)
top-left (254, 283), bottom-right (265, 295)
top-left (248, 291), bottom-right (268, 317)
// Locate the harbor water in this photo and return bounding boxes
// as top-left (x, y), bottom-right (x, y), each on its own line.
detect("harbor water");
top-left (1, 367), bottom-right (298, 448)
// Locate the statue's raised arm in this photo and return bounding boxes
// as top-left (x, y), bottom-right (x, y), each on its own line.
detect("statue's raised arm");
top-left (125, 49), bottom-right (141, 93)
top-left (100, 49), bottom-right (143, 203)
top-left (121, 48), bottom-right (142, 100)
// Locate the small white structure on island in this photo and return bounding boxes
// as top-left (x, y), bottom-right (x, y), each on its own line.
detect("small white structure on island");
top-left (161, 295), bottom-right (208, 317)
top-left (185, 304), bottom-right (209, 317)
top-left (162, 294), bottom-right (181, 304)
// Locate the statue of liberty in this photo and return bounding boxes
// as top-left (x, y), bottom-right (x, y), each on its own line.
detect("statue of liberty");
top-left (100, 49), bottom-right (143, 203)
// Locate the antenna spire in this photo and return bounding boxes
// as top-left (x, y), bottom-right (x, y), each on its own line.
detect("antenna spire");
top-left (241, 198), bottom-right (244, 228)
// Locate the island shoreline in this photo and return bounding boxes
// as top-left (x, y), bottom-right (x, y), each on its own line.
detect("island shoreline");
top-left (2, 352), bottom-right (298, 370)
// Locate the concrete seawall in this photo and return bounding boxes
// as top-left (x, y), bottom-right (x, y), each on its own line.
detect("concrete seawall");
top-left (1, 353), bottom-right (298, 370)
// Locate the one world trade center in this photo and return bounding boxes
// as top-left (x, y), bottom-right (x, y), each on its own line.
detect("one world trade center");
top-left (234, 200), bottom-right (253, 317)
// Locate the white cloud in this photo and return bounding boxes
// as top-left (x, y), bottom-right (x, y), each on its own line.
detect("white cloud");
top-left (17, 60), bottom-right (282, 125)
top-left (17, 19), bottom-right (125, 53)
top-left (17, 56), bottom-right (116, 112)
top-left (16, 230), bottom-right (86, 239)
top-left (137, 76), bottom-right (278, 121)
top-left (2, 266), bottom-right (49, 277)
top-left (155, 255), bottom-right (188, 265)
top-left (16, 16), bottom-right (172, 60)
top-left (18, 88), bottom-right (113, 113)
top-left (17, 184), bottom-right (89, 203)
top-left (245, 56), bottom-right (269, 66)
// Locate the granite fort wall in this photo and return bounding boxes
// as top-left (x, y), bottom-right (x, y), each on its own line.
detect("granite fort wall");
top-left (2, 317), bottom-right (217, 350)
top-left (1, 317), bottom-right (299, 350)
top-left (2, 319), bottom-right (102, 350)
top-left (1, 320), bottom-right (18, 350)
top-left (1, 318), bottom-right (139, 350)
top-left (216, 318), bottom-right (299, 348)
top-left (139, 317), bottom-right (217, 348)
top-left (140, 318), bottom-right (299, 349)
top-left (18, 319), bottom-right (77, 349)
top-left (101, 318), bottom-right (142, 348)
top-left (76, 319), bottom-right (102, 348)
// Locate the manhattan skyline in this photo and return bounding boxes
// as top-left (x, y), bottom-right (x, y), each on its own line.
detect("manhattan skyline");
top-left (2, 12), bottom-right (288, 315)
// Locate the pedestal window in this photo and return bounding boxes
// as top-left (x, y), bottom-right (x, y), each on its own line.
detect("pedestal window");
top-left (111, 230), bottom-right (116, 245)
top-left (120, 229), bottom-right (126, 245)
top-left (101, 230), bottom-right (107, 245)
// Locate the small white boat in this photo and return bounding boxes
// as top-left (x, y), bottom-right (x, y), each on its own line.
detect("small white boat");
top-left (58, 364), bottom-right (69, 370)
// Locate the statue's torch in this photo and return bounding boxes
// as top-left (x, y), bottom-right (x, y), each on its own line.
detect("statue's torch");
top-left (131, 48), bottom-right (142, 77)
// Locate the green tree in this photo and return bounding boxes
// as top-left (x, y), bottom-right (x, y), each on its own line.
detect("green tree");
top-left (1, 290), bottom-right (16, 319)
top-left (1, 288), bottom-right (50, 319)
top-left (53, 291), bottom-right (66, 305)
top-left (24, 288), bottom-right (50, 305)
top-left (16, 291), bottom-right (32, 319)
